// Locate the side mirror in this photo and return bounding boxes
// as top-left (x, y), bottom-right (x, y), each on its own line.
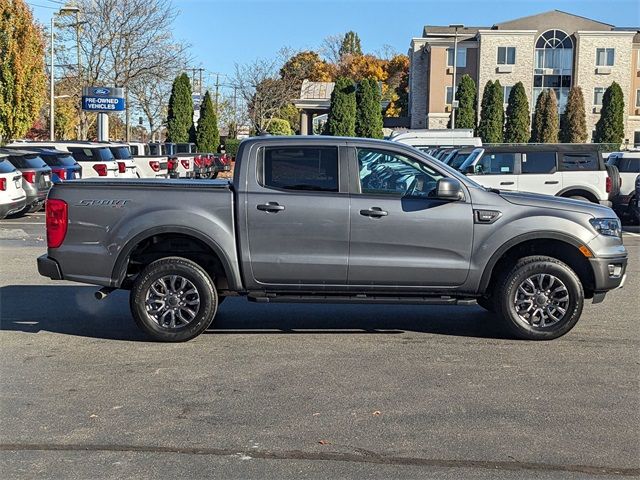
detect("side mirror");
top-left (436, 178), bottom-right (464, 201)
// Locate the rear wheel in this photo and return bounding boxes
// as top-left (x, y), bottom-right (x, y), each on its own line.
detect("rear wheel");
top-left (130, 257), bottom-right (218, 342)
top-left (494, 256), bottom-right (584, 340)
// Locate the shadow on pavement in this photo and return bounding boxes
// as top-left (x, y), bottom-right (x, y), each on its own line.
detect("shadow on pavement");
top-left (0, 285), bottom-right (509, 341)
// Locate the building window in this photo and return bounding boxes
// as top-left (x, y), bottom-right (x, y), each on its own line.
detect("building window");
top-left (594, 87), bottom-right (605, 106)
top-left (445, 86), bottom-right (453, 105)
top-left (497, 47), bottom-right (516, 65)
top-left (596, 48), bottom-right (615, 66)
top-left (636, 89), bottom-right (640, 107)
top-left (534, 30), bottom-right (573, 113)
top-left (503, 86), bottom-right (512, 104)
top-left (446, 47), bottom-right (467, 68)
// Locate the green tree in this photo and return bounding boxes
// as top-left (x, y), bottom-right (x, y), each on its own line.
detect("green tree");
top-left (339, 31), bottom-right (362, 57)
top-left (266, 118), bottom-right (293, 135)
top-left (326, 77), bottom-right (356, 136)
top-left (477, 80), bottom-right (503, 143)
top-left (166, 73), bottom-right (194, 143)
top-left (195, 91), bottom-right (220, 152)
top-left (504, 82), bottom-right (530, 143)
top-left (594, 82), bottom-right (625, 148)
top-left (355, 78), bottom-right (383, 138)
top-left (453, 74), bottom-right (477, 130)
top-left (531, 90), bottom-right (559, 143)
top-left (560, 86), bottom-right (588, 143)
top-left (0, 0), bottom-right (47, 144)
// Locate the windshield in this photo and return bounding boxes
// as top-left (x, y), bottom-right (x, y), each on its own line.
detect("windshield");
top-left (109, 146), bottom-right (133, 160)
top-left (459, 150), bottom-right (482, 172)
top-left (0, 158), bottom-right (17, 173)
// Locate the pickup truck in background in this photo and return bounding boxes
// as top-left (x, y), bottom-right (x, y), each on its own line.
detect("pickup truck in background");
top-left (38, 137), bottom-right (628, 342)
top-left (127, 142), bottom-right (169, 178)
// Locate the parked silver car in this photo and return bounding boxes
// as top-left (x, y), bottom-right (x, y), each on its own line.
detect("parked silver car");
top-left (0, 149), bottom-right (52, 214)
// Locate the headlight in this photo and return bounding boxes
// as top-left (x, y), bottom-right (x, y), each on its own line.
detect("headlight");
top-left (589, 218), bottom-right (621, 237)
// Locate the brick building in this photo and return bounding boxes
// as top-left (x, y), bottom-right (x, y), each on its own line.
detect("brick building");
top-left (408, 10), bottom-right (640, 145)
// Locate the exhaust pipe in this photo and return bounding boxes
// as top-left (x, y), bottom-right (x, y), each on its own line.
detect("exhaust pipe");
top-left (95, 287), bottom-right (115, 300)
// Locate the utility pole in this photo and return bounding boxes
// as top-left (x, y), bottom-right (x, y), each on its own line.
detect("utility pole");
top-left (215, 73), bottom-right (220, 111)
top-left (50, 16), bottom-right (55, 140)
top-left (449, 24), bottom-right (464, 130)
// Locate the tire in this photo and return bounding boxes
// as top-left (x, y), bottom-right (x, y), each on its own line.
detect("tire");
top-left (476, 296), bottom-right (495, 312)
top-left (130, 257), bottom-right (218, 342)
top-left (605, 164), bottom-right (621, 199)
top-left (569, 195), bottom-right (590, 202)
top-left (212, 172), bottom-right (219, 179)
top-left (494, 256), bottom-right (584, 340)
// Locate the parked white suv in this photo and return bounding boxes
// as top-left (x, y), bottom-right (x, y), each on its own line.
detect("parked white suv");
top-left (9, 141), bottom-right (119, 178)
top-left (105, 143), bottom-right (139, 178)
top-left (0, 153), bottom-right (27, 219)
top-left (457, 144), bottom-right (618, 205)
top-left (607, 151), bottom-right (640, 220)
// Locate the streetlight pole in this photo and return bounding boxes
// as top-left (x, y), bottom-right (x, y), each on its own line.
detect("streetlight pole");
top-left (449, 24), bottom-right (464, 130)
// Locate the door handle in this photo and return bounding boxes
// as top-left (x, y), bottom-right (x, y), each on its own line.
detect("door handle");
top-left (545, 181), bottom-right (559, 185)
top-left (360, 207), bottom-right (388, 218)
top-left (500, 181), bottom-right (515, 185)
top-left (257, 202), bottom-right (285, 212)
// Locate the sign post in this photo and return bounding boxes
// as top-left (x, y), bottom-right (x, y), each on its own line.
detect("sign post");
top-left (81, 87), bottom-right (125, 141)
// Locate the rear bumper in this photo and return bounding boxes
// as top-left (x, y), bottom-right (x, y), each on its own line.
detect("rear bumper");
top-left (37, 255), bottom-right (63, 280)
top-left (589, 255), bottom-right (627, 294)
top-left (0, 198), bottom-right (27, 218)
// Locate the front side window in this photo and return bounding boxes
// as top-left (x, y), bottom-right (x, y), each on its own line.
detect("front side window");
top-left (446, 47), bottom-right (467, 68)
top-left (497, 46), bottom-right (516, 65)
top-left (262, 146), bottom-right (338, 192)
top-left (522, 152), bottom-right (557, 174)
top-left (596, 48), bottom-right (615, 66)
top-left (475, 153), bottom-right (518, 175)
top-left (357, 148), bottom-right (442, 198)
top-left (594, 87), bottom-right (605, 106)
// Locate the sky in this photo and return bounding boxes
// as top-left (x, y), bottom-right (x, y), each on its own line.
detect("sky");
top-left (28, 0), bottom-right (640, 94)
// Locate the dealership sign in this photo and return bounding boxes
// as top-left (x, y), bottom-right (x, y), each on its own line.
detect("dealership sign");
top-left (81, 87), bottom-right (125, 112)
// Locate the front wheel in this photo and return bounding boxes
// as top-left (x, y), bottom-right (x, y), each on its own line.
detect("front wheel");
top-left (130, 257), bottom-right (218, 342)
top-left (494, 256), bottom-right (584, 340)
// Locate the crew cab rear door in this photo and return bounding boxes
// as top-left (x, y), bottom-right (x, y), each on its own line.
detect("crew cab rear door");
top-left (244, 144), bottom-right (350, 286)
top-left (347, 146), bottom-right (473, 287)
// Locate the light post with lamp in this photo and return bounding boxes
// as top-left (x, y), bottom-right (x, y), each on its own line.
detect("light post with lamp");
top-left (449, 24), bottom-right (464, 129)
top-left (50, 5), bottom-right (80, 141)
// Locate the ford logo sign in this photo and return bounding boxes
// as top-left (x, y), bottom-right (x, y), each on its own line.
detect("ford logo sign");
top-left (93, 88), bottom-right (110, 95)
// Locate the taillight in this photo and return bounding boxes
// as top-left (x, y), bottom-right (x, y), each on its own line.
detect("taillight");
top-left (606, 176), bottom-right (612, 193)
top-left (117, 161), bottom-right (126, 173)
top-left (93, 164), bottom-right (108, 176)
top-left (46, 199), bottom-right (68, 248)
top-left (23, 171), bottom-right (36, 183)
top-left (0, 178), bottom-right (5, 191)
top-left (53, 168), bottom-right (66, 180)
top-left (167, 158), bottom-right (176, 171)
top-left (181, 159), bottom-right (190, 169)
top-left (149, 161), bottom-right (160, 172)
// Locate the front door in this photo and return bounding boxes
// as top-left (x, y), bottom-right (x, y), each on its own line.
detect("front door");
top-left (348, 147), bottom-right (474, 288)
top-left (246, 145), bottom-right (350, 286)
top-left (467, 151), bottom-right (520, 191)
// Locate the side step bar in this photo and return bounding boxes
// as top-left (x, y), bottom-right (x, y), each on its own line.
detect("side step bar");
top-left (248, 294), bottom-right (477, 306)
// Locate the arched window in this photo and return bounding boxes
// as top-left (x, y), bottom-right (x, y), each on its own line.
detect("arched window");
top-left (534, 30), bottom-right (573, 112)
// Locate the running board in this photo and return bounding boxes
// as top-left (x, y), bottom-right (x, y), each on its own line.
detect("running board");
top-left (248, 294), bottom-right (477, 306)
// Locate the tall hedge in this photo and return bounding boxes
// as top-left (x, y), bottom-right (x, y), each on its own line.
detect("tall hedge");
top-left (195, 91), bottom-right (220, 152)
top-left (477, 80), bottom-right (503, 143)
top-left (560, 86), bottom-right (588, 143)
top-left (531, 89), bottom-right (559, 143)
top-left (454, 74), bottom-right (477, 130)
top-left (167, 73), bottom-right (194, 143)
top-left (326, 76), bottom-right (356, 136)
top-left (356, 78), bottom-right (383, 138)
top-left (504, 82), bottom-right (530, 143)
top-left (594, 82), bottom-right (624, 148)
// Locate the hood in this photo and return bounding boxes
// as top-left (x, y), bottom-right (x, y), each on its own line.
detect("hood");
top-left (499, 191), bottom-right (614, 218)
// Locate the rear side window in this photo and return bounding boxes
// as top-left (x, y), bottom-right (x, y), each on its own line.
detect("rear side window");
top-left (109, 146), bottom-right (133, 159)
top-left (0, 159), bottom-right (17, 173)
top-left (476, 152), bottom-right (518, 175)
top-left (609, 157), bottom-right (639, 173)
top-left (560, 152), bottom-right (599, 171)
top-left (6, 155), bottom-right (47, 169)
top-left (522, 152), bottom-right (557, 174)
top-left (262, 147), bottom-right (339, 192)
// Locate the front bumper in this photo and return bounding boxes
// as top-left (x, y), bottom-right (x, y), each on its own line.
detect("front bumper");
top-left (37, 255), bottom-right (63, 280)
top-left (589, 255), bottom-right (627, 293)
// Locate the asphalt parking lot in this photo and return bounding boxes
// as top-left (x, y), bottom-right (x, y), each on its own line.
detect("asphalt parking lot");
top-left (1, 213), bottom-right (639, 479)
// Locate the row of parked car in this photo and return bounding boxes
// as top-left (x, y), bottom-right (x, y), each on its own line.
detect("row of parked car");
top-left (0, 140), bottom-right (234, 219)
top-left (389, 131), bottom-right (639, 224)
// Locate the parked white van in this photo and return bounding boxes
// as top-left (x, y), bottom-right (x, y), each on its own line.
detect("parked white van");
top-left (389, 129), bottom-right (482, 152)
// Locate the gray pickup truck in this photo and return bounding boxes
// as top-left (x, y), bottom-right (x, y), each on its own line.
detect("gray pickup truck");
top-left (38, 137), bottom-right (628, 342)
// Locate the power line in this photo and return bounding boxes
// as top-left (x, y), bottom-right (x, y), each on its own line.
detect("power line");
top-left (26, 2), bottom-right (58, 10)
